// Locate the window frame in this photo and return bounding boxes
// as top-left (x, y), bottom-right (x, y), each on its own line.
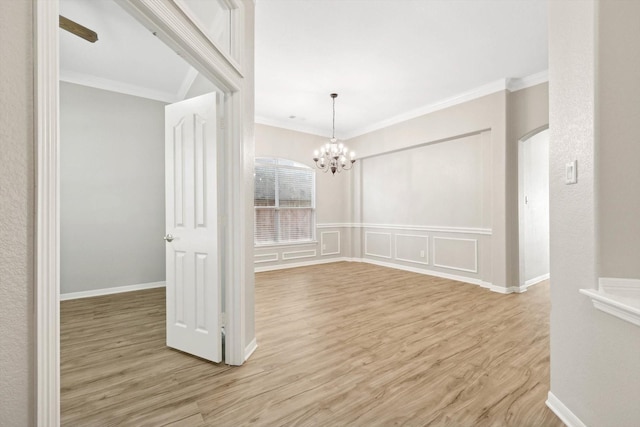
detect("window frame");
top-left (254, 157), bottom-right (316, 247)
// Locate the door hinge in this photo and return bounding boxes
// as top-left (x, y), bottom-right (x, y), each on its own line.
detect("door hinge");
top-left (219, 118), bottom-right (225, 130)
top-left (221, 312), bottom-right (227, 327)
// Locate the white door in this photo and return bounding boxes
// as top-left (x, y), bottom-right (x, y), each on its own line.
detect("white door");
top-left (522, 130), bottom-right (550, 283)
top-left (165, 92), bottom-right (221, 362)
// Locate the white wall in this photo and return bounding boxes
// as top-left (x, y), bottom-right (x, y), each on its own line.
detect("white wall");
top-left (521, 130), bottom-right (549, 284)
top-left (0, 0), bottom-right (34, 424)
top-left (60, 82), bottom-right (166, 294)
top-left (548, 1), bottom-right (640, 425)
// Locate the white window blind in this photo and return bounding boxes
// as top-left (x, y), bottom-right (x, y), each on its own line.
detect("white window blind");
top-left (254, 158), bottom-right (315, 245)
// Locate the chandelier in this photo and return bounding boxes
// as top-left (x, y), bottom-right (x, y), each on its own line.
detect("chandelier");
top-left (312, 93), bottom-right (356, 175)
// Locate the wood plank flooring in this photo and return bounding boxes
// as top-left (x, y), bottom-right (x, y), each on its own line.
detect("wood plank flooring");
top-left (61, 262), bottom-right (562, 426)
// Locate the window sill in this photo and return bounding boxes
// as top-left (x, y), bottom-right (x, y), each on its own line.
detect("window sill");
top-left (255, 240), bottom-right (318, 249)
top-left (580, 278), bottom-right (640, 327)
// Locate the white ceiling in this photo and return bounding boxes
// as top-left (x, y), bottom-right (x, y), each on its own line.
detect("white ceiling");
top-left (59, 0), bottom-right (548, 140)
top-left (59, 0), bottom-right (196, 103)
top-left (255, 0), bottom-right (548, 139)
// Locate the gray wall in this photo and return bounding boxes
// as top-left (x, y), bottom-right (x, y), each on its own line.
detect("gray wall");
top-left (521, 130), bottom-right (549, 283)
top-left (549, 1), bottom-right (640, 425)
top-left (60, 82), bottom-right (166, 294)
top-left (0, 0), bottom-right (34, 425)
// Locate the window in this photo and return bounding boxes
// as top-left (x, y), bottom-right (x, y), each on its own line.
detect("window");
top-left (254, 158), bottom-right (315, 245)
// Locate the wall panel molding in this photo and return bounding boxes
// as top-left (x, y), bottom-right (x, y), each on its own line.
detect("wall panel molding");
top-left (254, 253), bottom-right (278, 264)
top-left (364, 232), bottom-right (392, 259)
top-left (433, 237), bottom-right (478, 273)
top-left (317, 222), bottom-right (491, 235)
top-left (282, 249), bottom-right (316, 260)
top-left (320, 231), bottom-right (341, 256)
top-left (395, 234), bottom-right (429, 265)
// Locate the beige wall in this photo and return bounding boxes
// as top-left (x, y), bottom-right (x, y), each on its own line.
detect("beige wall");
top-left (349, 91), bottom-right (509, 289)
top-left (255, 124), bottom-right (351, 224)
top-left (254, 124), bottom-right (352, 268)
top-left (597, 0), bottom-right (640, 279)
top-left (549, 1), bottom-right (640, 425)
top-left (507, 83), bottom-right (550, 287)
top-left (242, 0), bottom-right (256, 355)
top-left (0, 0), bottom-right (34, 425)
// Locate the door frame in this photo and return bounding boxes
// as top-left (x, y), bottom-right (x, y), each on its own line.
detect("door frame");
top-left (35, 0), bottom-right (252, 424)
top-left (517, 125), bottom-right (549, 288)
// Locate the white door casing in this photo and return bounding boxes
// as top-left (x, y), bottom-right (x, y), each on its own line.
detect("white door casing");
top-left (165, 92), bottom-right (221, 362)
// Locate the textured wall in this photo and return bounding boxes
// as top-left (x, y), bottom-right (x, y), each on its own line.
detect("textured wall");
top-left (60, 82), bottom-right (166, 294)
top-left (549, 1), bottom-right (640, 425)
top-left (0, 0), bottom-right (35, 425)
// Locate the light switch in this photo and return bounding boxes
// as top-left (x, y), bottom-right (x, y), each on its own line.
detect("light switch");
top-left (565, 160), bottom-right (578, 184)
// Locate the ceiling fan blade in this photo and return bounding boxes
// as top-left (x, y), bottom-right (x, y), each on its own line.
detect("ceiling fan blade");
top-left (59, 15), bottom-right (98, 43)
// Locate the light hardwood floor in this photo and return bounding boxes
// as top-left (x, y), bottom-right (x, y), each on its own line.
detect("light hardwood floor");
top-left (61, 262), bottom-right (562, 426)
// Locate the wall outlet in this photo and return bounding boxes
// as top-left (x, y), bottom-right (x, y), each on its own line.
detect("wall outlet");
top-left (322, 244), bottom-right (326, 250)
top-left (420, 250), bottom-right (425, 258)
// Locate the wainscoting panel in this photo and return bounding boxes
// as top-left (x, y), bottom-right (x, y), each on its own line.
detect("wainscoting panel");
top-left (254, 253), bottom-right (278, 264)
top-left (321, 231), bottom-right (340, 256)
top-left (395, 234), bottom-right (429, 265)
top-left (282, 249), bottom-right (317, 260)
top-left (365, 232), bottom-right (392, 259)
top-left (433, 237), bottom-right (478, 273)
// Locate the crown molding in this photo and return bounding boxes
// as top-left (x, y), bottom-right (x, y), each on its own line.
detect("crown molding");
top-left (256, 70), bottom-right (549, 141)
top-left (506, 69), bottom-right (549, 92)
top-left (342, 78), bottom-right (510, 139)
top-left (254, 115), bottom-right (332, 138)
top-left (60, 69), bottom-right (180, 103)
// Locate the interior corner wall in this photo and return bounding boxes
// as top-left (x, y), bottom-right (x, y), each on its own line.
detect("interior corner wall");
top-left (507, 83), bottom-right (549, 287)
top-left (549, 1), bottom-right (640, 425)
top-left (597, 1), bottom-right (640, 279)
top-left (0, 0), bottom-right (34, 424)
top-left (60, 82), bottom-right (167, 295)
top-left (242, 0), bottom-right (256, 355)
top-left (347, 92), bottom-right (507, 289)
top-left (253, 124), bottom-right (352, 270)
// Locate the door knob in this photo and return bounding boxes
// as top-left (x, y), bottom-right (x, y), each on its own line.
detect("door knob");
top-left (164, 234), bottom-right (174, 242)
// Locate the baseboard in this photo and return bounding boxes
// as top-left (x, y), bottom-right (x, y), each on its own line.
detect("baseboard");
top-left (60, 281), bottom-right (166, 301)
top-left (546, 391), bottom-right (586, 427)
top-left (254, 257), bottom-right (352, 273)
top-left (254, 257), bottom-right (527, 295)
top-left (525, 273), bottom-right (550, 288)
top-left (244, 338), bottom-right (258, 361)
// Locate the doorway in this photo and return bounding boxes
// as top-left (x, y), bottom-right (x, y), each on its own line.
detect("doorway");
top-left (36, 0), bottom-right (252, 423)
top-left (518, 128), bottom-right (550, 289)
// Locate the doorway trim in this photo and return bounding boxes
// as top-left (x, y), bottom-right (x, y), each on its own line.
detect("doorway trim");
top-left (35, 1), bottom-right (251, 424)
top-left (517, 125), bottom-right (549, 289)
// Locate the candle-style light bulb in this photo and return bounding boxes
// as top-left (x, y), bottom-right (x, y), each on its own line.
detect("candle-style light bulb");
top-left (350, 151), bottom-right (355, 159)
